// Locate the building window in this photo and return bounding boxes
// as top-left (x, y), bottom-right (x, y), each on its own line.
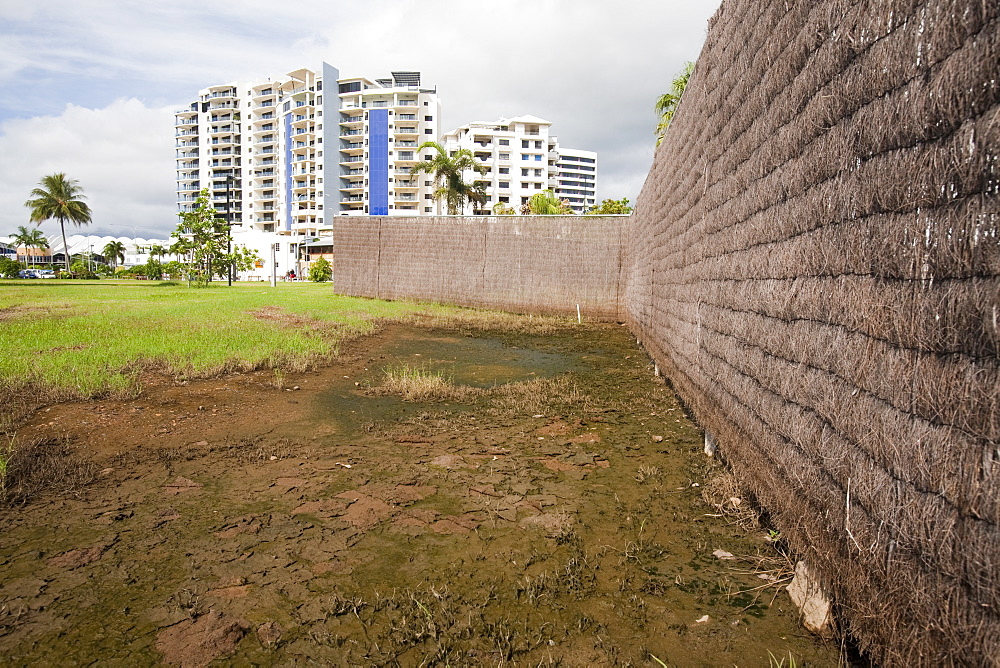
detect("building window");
top-left (424, 116), bottom-right (433, 121)
top-left (521, 169), bottom-right (529, 176)
top-left (521, 140), bottom-right (529, 148)
top-left (534, 169), bottom-right (542, 177)
top-left (534, 155), bottom-right (542, 161)
top-left (521, 182), bottom-right (529, 188)
top-left (535, 141), bottom-right (542, 149)
top-left (521, 154), bottom-right (529, 160)
top-left (534, 183), bottom-right (542, 189)
top-left (499, 139), bottom-right (509, 146)
top-left (425, 129), bottom-right (433, 134)
top-left (499, 182), bottom-right (509, 188)
top-left (499, 153), bottom-right (510, 160)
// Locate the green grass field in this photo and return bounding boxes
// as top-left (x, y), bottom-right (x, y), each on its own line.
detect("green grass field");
top-left (0, 280), bottom-right (453, 426)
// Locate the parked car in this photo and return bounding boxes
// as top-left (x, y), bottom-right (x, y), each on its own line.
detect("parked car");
top-left (18, 269), bottom-right (39, 279)
top-left (37, 270), bottom-right (56, 278)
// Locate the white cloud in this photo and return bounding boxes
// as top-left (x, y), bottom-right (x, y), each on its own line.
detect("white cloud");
top-left (0, 99), bottom-right (176, 238)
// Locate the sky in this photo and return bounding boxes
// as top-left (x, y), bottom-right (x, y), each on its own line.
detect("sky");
top-left (0, 0), bottom-right (722, 239)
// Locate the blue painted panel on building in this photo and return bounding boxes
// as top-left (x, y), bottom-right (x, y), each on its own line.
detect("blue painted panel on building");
top-left (369, 109), bottom-right (389, 216)
top-left (284, 112), bottom-right (293, 230)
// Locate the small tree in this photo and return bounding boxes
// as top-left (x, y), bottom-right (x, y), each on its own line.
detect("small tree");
top-left (586, 197), bottom-right (633, 215)
top-left (171, 190), bottom-right (227, 286)
top-left (308, 257), bottom-right (332, 282)
top-left (492, 202), bottom-right (516, 215)
top-left (0, 257), bottom-right (20, 278)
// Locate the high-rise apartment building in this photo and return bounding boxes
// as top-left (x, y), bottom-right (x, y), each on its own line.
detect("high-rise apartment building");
top-left (440, 115), bottom-right (597, 214)
top-left (174, 64), bottom-right (441, 238)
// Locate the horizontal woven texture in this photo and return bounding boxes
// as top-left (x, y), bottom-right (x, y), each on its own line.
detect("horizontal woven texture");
top-left (623, 0), bottom-right (999, 664)
top-left (334, 216), bottom-right (623, 320)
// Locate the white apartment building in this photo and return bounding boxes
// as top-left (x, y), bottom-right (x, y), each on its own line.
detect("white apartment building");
top-left (440, 115), bottom-right (598, 214)
top-left (174, 64), bottom-right (441, 240)
top-left (551, 148), bottom-right (598, 214)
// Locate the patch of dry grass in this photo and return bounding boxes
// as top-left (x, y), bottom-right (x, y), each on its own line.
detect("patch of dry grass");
top-left (370, 364), bottom-right (479, 403)
top-left (0, 435), bottom-right (99, 507)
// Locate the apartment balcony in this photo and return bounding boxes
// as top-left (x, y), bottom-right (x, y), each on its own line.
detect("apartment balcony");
top-left (342, 196), bottom-right (364, 202)
top-left (394, 180), bottom-right (418, 189)
top-left (176, 150), bottom-right (198, 159)
top-left (395, 140), bottom-right (417, 148)
top-left (255, 168), bottom-right (275, 176)
top-left (367, 101), bottom-right (389, 108)
top-left (255, 101), bottom-right (275, 109)
top-left (294, 127), bottom-right (315, 137)
top-left (341, 144), bottom-right (364, 155)
top-left (176, 139), bottom-right (198, 148)
top-left (257, 201), bottom-right (276, 212)
top-left (252, 125), bottom-right (275, 136)
top-left (206, 90), bottom-right (236, 100)
top-left (177, 160), bottom-right (199, 169)
top-left (345, 168), bottom-right (364, 176)
top-left (339, 182), bottom-right (364, 192)
top-left (394, 127), bottom-right (418, 136)
top-left (340, 156), bottom-right (364, 164)
top-left (396, 100), bottom-right (418, 106)
top-left (253, 182), bottom-right (276, 194)
top-left (208, 102), bottom-right (237, 111)
top-left (175, 129), bottom-right (198, 137)
top-left (394, 152), bottom-right (417, 163)
top-left (292, 181), bottom-right (314, 192)
top-left (394, 194), bottom-right (417, 202)
top-left (397, 114), bottom-right (417, 121)
top-left (211, 138), bottom-right (237, 147)
top-left (340, 129), bottom-right (363, 137)
top-left (257, 112), bottom-right (275, 121)
top-left (257, 157), bottom-right (276, 166)
top-left (210, 148), bottom-right (238, 156)
top-left (177, 182), bottom-right (201, 192)
top-left (257, 147), bottom-right (277, 155)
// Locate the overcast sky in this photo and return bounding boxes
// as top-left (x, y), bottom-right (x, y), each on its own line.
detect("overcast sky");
top-left (0, 0), bottom-right (721, 239)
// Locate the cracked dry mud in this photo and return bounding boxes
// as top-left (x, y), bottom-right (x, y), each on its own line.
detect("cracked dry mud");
top-left (0, 324), bottom-right (842, 666)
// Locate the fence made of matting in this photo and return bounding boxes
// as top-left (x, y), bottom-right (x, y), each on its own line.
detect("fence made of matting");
top-left (623, 0), bottom-right (999, 664)
top-left (334, 215), bottom-right (624, 320)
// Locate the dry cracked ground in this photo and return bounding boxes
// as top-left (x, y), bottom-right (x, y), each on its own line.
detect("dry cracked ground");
top-left (0, 322), bottom-right (844, 666)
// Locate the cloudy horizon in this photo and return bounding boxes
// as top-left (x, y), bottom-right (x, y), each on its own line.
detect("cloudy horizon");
top-left (1, 0), bottom-right (722, 239)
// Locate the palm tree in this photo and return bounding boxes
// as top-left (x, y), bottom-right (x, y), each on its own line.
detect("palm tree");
top-left (654, 62), bottom-right (694, 146)
top-left (10, 225), bottom-right (49, 268)
top-left (527, 190), bottom-right (573, 215)
top-left (410, 142), bottom-right (487, 215)
top-left (24, 173), bottom-right (92, 272)
top-left (102, 240), bottom-right (127, 271)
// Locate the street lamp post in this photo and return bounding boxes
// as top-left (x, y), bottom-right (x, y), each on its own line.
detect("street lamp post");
top-left (226, 174), bottom-right (234, 286)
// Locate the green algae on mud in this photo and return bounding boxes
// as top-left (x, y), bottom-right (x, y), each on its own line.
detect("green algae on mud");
top-left (0, 323), bottom-right (842, 666)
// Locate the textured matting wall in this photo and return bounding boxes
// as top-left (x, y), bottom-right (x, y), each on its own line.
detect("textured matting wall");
top-left (623, 0), bottom-right (998, 663)
top-left (333, 215), bottom-right (623, 320)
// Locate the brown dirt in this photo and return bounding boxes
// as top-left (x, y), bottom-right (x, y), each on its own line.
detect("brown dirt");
top-left (0, 323), bottom-right (844, 666)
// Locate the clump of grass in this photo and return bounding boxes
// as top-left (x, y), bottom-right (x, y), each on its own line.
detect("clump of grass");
top-left (371, 364), bottom-right (479, 403)
top-left (486, 375), bottom-right (590, 415)
top-left (635, 464), bottom-right (662, 484)
top-left (701, 468), bottom-right (761, 530)
top-left (0, 435), bottom-right (99, 507)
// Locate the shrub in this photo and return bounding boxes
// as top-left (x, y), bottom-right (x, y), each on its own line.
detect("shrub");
top-left (308, 257), bottom-right (332, 282)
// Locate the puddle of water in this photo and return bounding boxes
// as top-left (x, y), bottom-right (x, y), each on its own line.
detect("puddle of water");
top-left (377, 330), bottom-right (588, 387)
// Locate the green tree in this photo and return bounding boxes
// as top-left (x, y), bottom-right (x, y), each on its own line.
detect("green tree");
top-left (654, 62), bottom-right (694, 146)
top-left (24, 173), bottom-right (92, 273)
top-left (102, 240), bottom-right (127, 270)
top-left (10, 225), bottom-right (49, 268)
top-left (586, 197), bottom-right (633, 215)
top-left (0, 257), bottom-right (20, 278)
top-left (410, 142), bottom-right (487, 215)
top-left (527, 190), bottom-right (573, 215)
top-left (308, 257), bottom-right (332, 282)
top-left (170, 190), bottom-right (227, 286)
top-left (492, 202), bottom-right (516, 215)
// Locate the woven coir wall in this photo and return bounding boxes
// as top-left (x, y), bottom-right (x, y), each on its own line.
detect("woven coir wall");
top-left (334, 215), bottom-right (624, 320)
top-left (624, 0), bottom-right (998, 664)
